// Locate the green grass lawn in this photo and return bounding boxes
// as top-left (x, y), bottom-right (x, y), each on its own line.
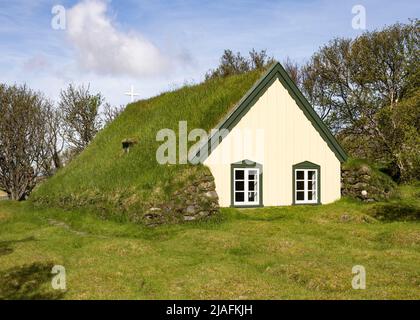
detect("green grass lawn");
top-left (1, 185), bottom-right (419, 300)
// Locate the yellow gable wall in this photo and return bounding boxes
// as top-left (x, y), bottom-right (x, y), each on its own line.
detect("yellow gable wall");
top-left (204, 78), bottom-right (341, 207)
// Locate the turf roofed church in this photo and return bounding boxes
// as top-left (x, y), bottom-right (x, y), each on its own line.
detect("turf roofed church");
top-left (33, 61), bottom-right (348, 223)
top-left (191, 62), bottom-right (348, 207)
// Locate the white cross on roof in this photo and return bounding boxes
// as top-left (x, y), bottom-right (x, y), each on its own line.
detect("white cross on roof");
top-left (124, 85), bottom-right (139, 103)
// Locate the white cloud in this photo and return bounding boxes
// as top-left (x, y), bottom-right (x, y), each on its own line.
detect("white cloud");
top-left (67, 0), bottom-right (169, 77)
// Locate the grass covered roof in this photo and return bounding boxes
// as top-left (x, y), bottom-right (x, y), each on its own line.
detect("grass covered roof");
top-left (32, 69), bottom-right (266, 221)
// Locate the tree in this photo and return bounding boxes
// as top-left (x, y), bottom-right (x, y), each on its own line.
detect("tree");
top-left (300, 20), bottom-right (419, 181)
top-left (102, 103), bottom-right (124, 126)
top-left (282, 57), bottom-right (301, 85)
top-left (206, 49), bottom-right (274, 80)
top-left (376, 89), bottom-right (420, 180)
top-left (249, 49), bottom-right (275, 70)
top-left (44, 104), bottom-right (65, 173)
top-left (59, 84), bottom-right (104, 154)
top-left (0, 84), bottom-right (54, 200)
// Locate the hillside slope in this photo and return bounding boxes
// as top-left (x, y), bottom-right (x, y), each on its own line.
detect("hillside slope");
top-left (32, 69), bottom-right (265, 224)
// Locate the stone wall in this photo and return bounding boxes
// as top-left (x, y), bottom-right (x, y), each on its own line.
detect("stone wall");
top-left (341, 163), bottom-right (395, 202)
top-left (143, 173), bottom-right (219, 226)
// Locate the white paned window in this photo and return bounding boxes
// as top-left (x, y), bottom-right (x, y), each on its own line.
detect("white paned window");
top-left (295, 169), bottom-right (318, 204)
top-left (233, 168), bottom-right (259, 206)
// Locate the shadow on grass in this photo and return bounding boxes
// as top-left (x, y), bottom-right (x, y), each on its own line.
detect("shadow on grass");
top-left (0, 236), bottom-right (36, 257)
top-left (0, 262), bottom-right (65, 300)
top-left (370, 203), bottom-right (420, 222)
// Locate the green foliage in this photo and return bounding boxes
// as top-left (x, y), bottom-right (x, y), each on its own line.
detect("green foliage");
top-left (59, 84), bottom-right (104, 155)
top-left (0, 84), bottom-right (55, 200)
top-left (376, 90), bottom-right (420, 181)
top-left (31, 70), bottom-right (265, 222)
top-left (300, 20), bottom-right (419, 181)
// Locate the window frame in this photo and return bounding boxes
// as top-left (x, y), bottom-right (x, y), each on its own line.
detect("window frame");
top-left (231, 160), bottom-right (263, 208)
top-left (292, 161), bottom-right (321, 205)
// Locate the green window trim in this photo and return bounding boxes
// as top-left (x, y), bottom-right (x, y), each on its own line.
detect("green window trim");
top-left (292, 161), bottom-right (321, 205)
top-left (230, 160), bottom-right (263, 208)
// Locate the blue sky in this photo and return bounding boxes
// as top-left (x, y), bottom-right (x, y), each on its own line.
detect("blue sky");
top-left (0, 0), bottom-right (418, 105)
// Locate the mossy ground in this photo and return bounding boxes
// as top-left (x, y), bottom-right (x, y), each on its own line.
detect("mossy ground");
top-left (342, 158), bottom-right (397, 201)
top-left (1, 184), bottom-right (418, 299)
